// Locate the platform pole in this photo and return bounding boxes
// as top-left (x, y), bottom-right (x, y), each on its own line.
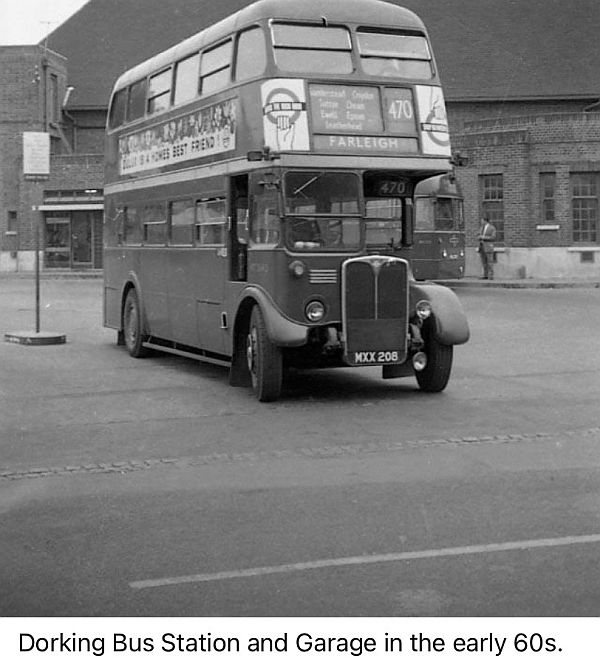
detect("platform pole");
top-left (35, 196), bottom-right (40, 333)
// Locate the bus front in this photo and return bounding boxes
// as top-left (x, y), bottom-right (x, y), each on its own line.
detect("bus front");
top-left (234, 7), bottom-right (469, 400)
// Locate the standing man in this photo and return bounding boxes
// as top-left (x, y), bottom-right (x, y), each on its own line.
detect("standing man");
top-left (477, 216), bottom-right (496, 279)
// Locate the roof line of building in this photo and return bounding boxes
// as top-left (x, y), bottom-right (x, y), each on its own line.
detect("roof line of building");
top-left (447, 93), bottom-right (600, 104)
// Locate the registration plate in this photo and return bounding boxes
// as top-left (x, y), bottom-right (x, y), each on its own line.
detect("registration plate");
top-left (353, 350), bottom-right (401, 364)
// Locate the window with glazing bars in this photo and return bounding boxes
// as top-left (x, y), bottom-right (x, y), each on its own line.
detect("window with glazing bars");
top-left (196, 198), bottom-right (226, 245)
top-left (200, 41), bottom-right (232, 95)
top-left (571, 173), bottom-right (598, 243)
top-left (480, 174), bottom-right (504, 242)
top-left (147, 69), bottom-right (172, 114)
top-left (540, 173), bottom-right (556, 223)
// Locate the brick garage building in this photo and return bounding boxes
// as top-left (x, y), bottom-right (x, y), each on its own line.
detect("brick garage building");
top-left (1, 0), bottom-right (600, 277)
top-left (0, 45), bottom-right (104, 272)
top-left (455, 111), bottom-right (600, 278)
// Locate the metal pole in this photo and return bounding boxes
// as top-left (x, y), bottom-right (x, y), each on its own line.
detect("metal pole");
top-left (35, 201), bottom-right (40, 333)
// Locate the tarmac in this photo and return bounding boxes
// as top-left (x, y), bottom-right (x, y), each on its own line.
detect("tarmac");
top-left (1, 270), bottom-right (599, 289)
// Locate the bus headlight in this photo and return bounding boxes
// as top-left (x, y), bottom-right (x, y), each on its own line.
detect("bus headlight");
top-left (413, 351), bottom-right (427, 371)
top-left (305, 300), bottom-right (325, 322)
top-left (289, 260), bottom-right (306, 278)
top-left (415, 300), bottom-right (432, 320)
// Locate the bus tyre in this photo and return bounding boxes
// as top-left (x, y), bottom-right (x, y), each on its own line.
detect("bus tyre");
top-left (247, 305), bottom-right (283, 402)
top-left (123, 289), bottom-right (149, 358)
top-left (415, 340), bottom-right (453, 393)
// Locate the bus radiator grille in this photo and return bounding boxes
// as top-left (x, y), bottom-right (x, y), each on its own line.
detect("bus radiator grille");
top-left (342, 257), bottom-right (409, 363)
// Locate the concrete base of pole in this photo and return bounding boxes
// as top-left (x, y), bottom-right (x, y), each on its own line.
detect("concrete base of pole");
top-left (5, 331), bottom-right (67, 346)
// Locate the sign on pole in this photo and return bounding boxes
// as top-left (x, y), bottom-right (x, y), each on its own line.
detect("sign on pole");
top-left (5, 131), bottom-right (66, 344)
top-left (23, 131), bottom-right (50, 179)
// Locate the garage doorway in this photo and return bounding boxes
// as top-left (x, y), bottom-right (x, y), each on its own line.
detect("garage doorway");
top-left (44, 211), bottom-right (98, 269)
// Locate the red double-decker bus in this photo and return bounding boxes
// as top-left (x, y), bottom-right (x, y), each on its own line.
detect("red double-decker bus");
top-left (412, 173), bottom-right (465, 280)
top-left (103, 0), bottom-right (469, 401)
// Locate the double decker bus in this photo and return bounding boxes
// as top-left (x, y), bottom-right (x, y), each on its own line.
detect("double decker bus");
top-left (103, 0), bottom-right (469, 401)
top-left (412, 173), bottom-right (465, 280)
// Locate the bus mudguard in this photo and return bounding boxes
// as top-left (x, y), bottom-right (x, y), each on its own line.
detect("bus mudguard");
top-left (410, 282), bottom-right (470, 346)
top-left (120, 273), bottom-right (145, 327)
top-left (237, 287), bottom-right (309, 348)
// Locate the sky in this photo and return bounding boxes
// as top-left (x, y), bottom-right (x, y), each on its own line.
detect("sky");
top-left (0, 0), bottom-right (89, 45)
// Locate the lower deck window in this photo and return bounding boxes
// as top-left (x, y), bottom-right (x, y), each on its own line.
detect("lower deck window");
top-left (144, 222), bottom-right (166, 244)
top-left (196, 198), bottom-right (226, 245)
top-left (170, 199), bottom-right (195, 245)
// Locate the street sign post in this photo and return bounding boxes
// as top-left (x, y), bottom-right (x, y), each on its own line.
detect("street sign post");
top-left (4, 133), bottom-right (66, 346)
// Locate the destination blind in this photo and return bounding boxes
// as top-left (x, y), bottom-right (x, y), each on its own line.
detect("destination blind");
top-left (308, 84), bottom-right (418, 154)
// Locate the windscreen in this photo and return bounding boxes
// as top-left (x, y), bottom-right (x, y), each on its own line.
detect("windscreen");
top-left (283, 172), bottom-right (361, 251)
top-left (415, 197), bottom-right (464, 231)
top-left (365, 198), bottom-right (405, 248)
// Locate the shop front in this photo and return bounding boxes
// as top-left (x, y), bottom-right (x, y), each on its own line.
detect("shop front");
top-left (39, 192), bottom-right (103, 270)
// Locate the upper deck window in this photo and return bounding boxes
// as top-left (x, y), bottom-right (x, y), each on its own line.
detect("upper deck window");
top-left (235, 27), bottom-right (267, 81)
top-left (127, 78), bottom-right (147, 122)
top-left (357, 29), bottom-right (433, 79)
top-left (109, 88), bottom-right (128, 129)
top-left (174, 53), bottom-right (200, 105)
top-left (173, 53), bottom-right (200, 105)
top-left (200, 40), bottom-right (233, 95)
top-left (271, 23), bottom-right (353, 74)
top-left (148, 68), bottom-right (172, 115)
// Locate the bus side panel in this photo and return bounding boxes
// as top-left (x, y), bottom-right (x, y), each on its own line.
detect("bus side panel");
top-left (103, 247), bottom-right (136, 329)
top-left (139, 250), bottom-right (170, 339)
top-left (167, 248), bottom-right (227, 353)
top-left (103, 248), bottom-right (126, 329)
top-left (412, 231), bottom-right (438, 280)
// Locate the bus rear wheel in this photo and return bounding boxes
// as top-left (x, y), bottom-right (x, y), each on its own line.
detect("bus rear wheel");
top-left (246, 305), bottom-right (282, 402)
top-left (415, 339), bottom-right (453, 392)
top-left (123, 288), bottom-right (149, 358)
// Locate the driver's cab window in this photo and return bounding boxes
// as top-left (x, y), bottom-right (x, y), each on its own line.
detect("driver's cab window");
top-left (365, 197), bottom-right (404, 247)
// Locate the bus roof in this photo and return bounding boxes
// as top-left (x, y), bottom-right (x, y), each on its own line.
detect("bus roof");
top-left (112, 0), bottom-right (427, 92)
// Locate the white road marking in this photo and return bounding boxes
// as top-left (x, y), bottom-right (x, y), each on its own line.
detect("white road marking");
top-left (129, 533), bottom-right (600, 589)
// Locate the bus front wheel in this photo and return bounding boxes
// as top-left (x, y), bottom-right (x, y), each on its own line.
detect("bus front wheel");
top-left (246, 305), bottom-right (282, 402)
top-left (123, 289), bottom-right (149, 358)
top-left (415, 340), bottom-right (453, 392)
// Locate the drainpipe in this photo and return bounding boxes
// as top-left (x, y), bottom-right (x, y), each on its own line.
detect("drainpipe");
top-left (41, 55), bottom-right (48, 130)
top-left (61, 86), bottom-right (76, 153)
